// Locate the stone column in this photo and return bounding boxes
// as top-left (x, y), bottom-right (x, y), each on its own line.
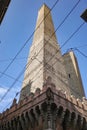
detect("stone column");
top-left (62, 109), bottom-right (70, 130)
top-left (76, 115), bottom-right (82, 130)
top-left (17, 117), bottom-right (23, 130)
top-left (7, 121), bottom-right (11, 130)
top-left (69, 112), bottom-right (76, 130)
top-left (12, 118), bottom-right (17, 130)
top-left (81, 118), bottom-right (87, 130)
top-left (21, 114), bottom-right (26, 130)
top-left (56, 106), bottom-right (64, 130)
top-left (24, 111), bottom-right (31, 130)
top-left (41, 101), bottom-right (56, 130)
top-left (29, 109), bottom-right (36, 129)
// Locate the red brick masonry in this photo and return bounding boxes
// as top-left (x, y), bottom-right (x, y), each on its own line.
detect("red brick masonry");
top-left (0, 78), bottom-right (87, 130)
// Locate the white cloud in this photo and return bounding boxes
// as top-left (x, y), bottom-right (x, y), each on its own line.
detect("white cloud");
top-left (0, 87), bottom-right (7, 95)
top-left (0, 86), bottom-right (21, 112)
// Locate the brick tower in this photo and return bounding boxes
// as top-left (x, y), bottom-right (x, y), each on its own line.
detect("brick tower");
top-left (63, 51), bottom-right (85, 99)
top-left (20, 4), bottom-right (70, 100)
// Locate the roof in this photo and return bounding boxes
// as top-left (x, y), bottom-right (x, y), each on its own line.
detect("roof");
top-left (0, 0), bottom-right (11, 24)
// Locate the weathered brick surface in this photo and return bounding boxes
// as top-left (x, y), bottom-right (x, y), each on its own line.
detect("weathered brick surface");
top-left (20, 4), bottom-right (70, 100)
top-left (0, 81), bottom-right (87, 129)
top-left (63, 51), bottom-right (85, 99)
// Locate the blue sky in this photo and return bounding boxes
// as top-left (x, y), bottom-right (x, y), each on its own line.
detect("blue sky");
top-left (0, 0), bottom-right (87, 112)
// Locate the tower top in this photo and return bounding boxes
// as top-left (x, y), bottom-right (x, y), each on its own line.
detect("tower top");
top-left (39, 3), bottom-right (50, 12)
top-left (32, 3), bottom-right (57, 46)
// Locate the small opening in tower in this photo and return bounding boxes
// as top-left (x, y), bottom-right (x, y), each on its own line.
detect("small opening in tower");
top-left (68, 74), bottom-right (71, 78)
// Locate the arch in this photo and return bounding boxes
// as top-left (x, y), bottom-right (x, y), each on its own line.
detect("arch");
top-left (62, 109), bottom-right (70, 130)
top-left (57, 106), bottom-right (63, 116)
top-left (65, 109), bottom-right (70, 117)
top-left (71, 112), bottom-right (76, 121)
top-left (82, 117), bottom-right (87, 130)
top-left (41, 102), bottom-right (47, 112)
top-left (51, 103), bottom-right (57, 111)
top-left (35, 105), bottom-right (41, 115)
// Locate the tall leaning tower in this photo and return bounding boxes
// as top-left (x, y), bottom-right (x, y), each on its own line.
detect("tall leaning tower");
top-left (20, 4), bottom-right (85, 101)
top-left (20, 4), bottom-right (71, 100)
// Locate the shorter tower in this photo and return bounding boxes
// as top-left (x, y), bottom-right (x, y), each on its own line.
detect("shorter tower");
top-left (63, 51), bottom-right (85, 99)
